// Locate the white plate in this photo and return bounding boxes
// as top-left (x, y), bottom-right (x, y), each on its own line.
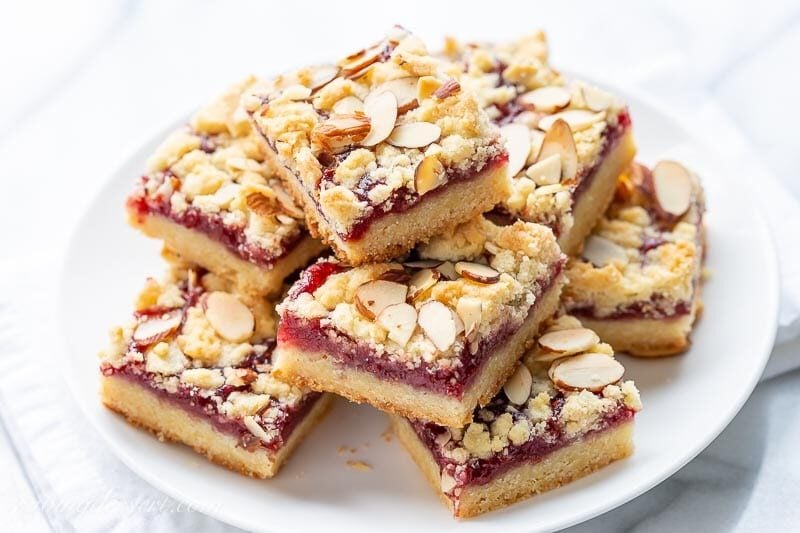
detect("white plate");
top-left (59, 83), bottom-right (778, 532)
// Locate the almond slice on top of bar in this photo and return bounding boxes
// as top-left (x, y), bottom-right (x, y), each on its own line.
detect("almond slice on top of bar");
top-left (126, 76), bottom-right (326, 296)
top-left (99, 265), bottom-right (333, 478)
top-left (390, 314), bottom-right (642, 518)
top-left (245, 27), bottom-right (511, 265)
top-left (273, 216), bottom-right (566, 427)
top-left (563, 161), bottom-right (706, 357)
top-left (440, 32), bottom-right (637, 255)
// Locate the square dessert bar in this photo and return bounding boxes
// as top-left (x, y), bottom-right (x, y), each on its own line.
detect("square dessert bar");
top-left (391, 314), bottom-right (641, 518)
top-left (273, 216), bottom-right (566, 427)
top-left (99, 265), bottom-right (333, 478)
top-left (126, 76), bottom-right (326, 296)
top-left (246, 28), bottom-right (511, 265)
top-left (563, 161), bottom-right (706, 356)
top-left (442, 33), bottom-right (637, 255)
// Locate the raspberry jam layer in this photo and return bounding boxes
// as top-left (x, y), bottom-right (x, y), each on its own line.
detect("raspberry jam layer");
top-left (127, 174), bottom-right (304, 269)
top-left (278, 260), bottom-right (563, 398)
top-left (569, 294), bottom-right (693, 321)
top-left (411, 395), bottom-right (635, 490)
top-left (571, 110), bottom-right (632, 205)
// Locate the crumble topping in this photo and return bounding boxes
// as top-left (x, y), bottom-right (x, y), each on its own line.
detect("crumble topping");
top-left (441, 33), bottom-right (629, 238)
top-left (422, 315), bottom-right (641, 491)
top-left (279, 217), bottom-right (563, 370)
top-left (246, 28), bottom-right (505, 236)
top-left (564, 162), bottom-right (705, 317)
top-left (99, 265), bottom-right (310, 447)
top-left (129, 76), bottom-right (308, 262)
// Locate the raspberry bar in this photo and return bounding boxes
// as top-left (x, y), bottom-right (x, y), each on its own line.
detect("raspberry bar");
top-left (563, 161), bottom-right (705, 356)
top-left (127, 76), bottom-right (325, 296)
top-left (99, 265), bottom-right (333, 478)
top-left (273, 217), bottom-right (566, 427)
top-left (442, 33), bottom-right (637, 254)
top-left (246, 28), bottom-right (511, 265)
top-left (391, 315), bottom-right (641, 518)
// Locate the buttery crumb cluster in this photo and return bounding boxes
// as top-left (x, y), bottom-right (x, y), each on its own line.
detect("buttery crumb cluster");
top-left (564, 162), bottom-right (705, 317)
top-left (279, 217), bottom-right (564, 369)
top-left (440, 33), bottom-right (629, 237)
top-left (99, 266), bottom-right (311, 448)
top-left (245, 27), bottom-right (505, 235)
top-left (130, 76), bottom-right (307, 260)
top-left (429, 315), bottom-right (642, 494)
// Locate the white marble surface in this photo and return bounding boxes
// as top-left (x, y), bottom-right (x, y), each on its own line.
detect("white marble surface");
top-left (1, 1), bottom-right (799, 531)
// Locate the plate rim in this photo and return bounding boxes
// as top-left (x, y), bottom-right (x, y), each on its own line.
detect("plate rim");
top-left (57, 79), bottom-right (780, 532)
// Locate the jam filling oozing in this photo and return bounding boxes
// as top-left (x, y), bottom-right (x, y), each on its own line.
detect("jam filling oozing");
top-left (126, 173), bottom-right (304, 269)
top-left (569, 294), bottom-right (693, 320)
top-left (278, 260), bottom-right (563, 398)
top-left (411, 394), bottom-right (635, 490)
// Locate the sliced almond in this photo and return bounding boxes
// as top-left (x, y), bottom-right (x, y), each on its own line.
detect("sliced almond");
top-left (203, 292), bottom-right (254, 343)
top-left (377, 303), bottom-right (417, 347)
top-left (308, 64), bottom-right (340, 91)
top-left (378, 269), bottom-right (411, 284)
top-left (582, 235), bottom-right (628, 267)
top-left (434, 429), bottom-right (452, 446)
top-left (387, 122), bottom-right (441, 148)
top-left (360, 91), bottom-right (398, 146)
top-left (441, 472), bottom-right (457, 494)
top-left (245, 192), bottom-right (279, 218)
top-left (456, 297), bottom-right (482, 338)
top-left (339, 46), bottom-right (382, 78)
top-left (273, 186), bottom-right (305, 219)
top-left (653, 160), bottom-right (692, 216)
top-left (538, 119), bottom-right (578, 180)
top-left (452, 309), bottom-right (465, 336)
top-left (538, 109), bottom-right (606, 132)
top-left (433, 79), bottom-right (461, 99)
top-left (503, 364), bottom-right (532, 404)
top-left (528, 129), bottom-right (546, 163)
top-left (455, 261), bottom-right (500, 284)
top-left (518, 86), bottom-right (571, 113)
top-left (408, 268), bottom-right (441, 300)
top-left (354, 280), bottom-right (407, 320)
top-left (312, 114), bottom-right (371, 149)
top-left (525, 154), bottom-right (561, 186)
top-left (332, 96), bottom-right (364, 114)
top-left (550, 353), bottom-right (624, 392)
top-left (403, 259), bottom-right (442, 269)
top-left (418, 301), bottom-right (456, 352)
top-left (414, 155), bottom-right (444, 195)
top-left (581, 86), bottom-right (615, 112)
top-left (133, 310), bottom-right (182, 345)
top-left (538, 328), bottom-right (600, 355)
top-left (368, 77), bottom-right (419, 114)
top-left (500, 123), bottom-right (531, 178)
top-left (435, 261), bottom-right (458, 280)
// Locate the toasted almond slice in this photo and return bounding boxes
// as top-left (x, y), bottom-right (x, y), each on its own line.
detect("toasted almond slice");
top-left (273, 186), bottom-right (305, 219)
top-left (538, 328), bottom-right (600, 355)
top-left (582, 235), bottom-right (628, 267)
top-left (378, 269), bottom-right (411, 284)
top-left (456, 297), bottom-right (482, 337)
top-left (308, 64), bottom-right (340, 90)
top-left (368, 77), bottom-right (419, 113)
top-left (550, 352), bottom-right (624, 392)
top-left (354, 280), bottom-right (408, 320)
top-left (500, 123), bottom-right (531, 178)
top-left (360, 91), bottom-right (398, 146)
top-left (418, 301), bottom-right (456, 352)
top-left (581, 86), bottom-right (615, 112)
top-left (312, 114), bottom-right (371, 149)
top-left (403, 259), bottom-right (442, 269)
top-left (452, 309), bottom-right (465, 336)
top-left (518, 86), bottom-right (571, 113)
top-left (538, 119), bottom-right (578, 180)
top-left (538, 109), bottom-right (606, 132)
top-left (377, 303), bottom-right (417, 347)
top-left (414, 155), bottom-right (444, 195)
top-left (203, 292), bottom-right (254, 343)
top-left (408, 268), bottom-right (441, 300)
top-left (433, 79), bottom-right (461, 99)
top-left (332, 96), bottom-right (364, 114)
top-left (133, 310), bottom-right (182, 345)
top-left (441, 472), bottom-right (457, 494)
top-left (525, 154), bottom-right (561, 186)
top-left (503, 364), bottom-right (532, 404)
top-left (339, 46), bottom-right (382, 77)
top-left (455, 261), bottom-right (500, 284)
top-left (435, 261), bottom-right (458, 280)
top-left (245, 192), bottom-right (279, 218)
top-left (653, 160), bottom-right (692, 216)
top-left (387, 122), bottom-right (441, 148)
top-left (528, 129), bottom-right (546, 163)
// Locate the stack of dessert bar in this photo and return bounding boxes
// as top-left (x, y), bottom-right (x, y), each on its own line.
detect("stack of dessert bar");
top-left (99, 27), bottom-right (706, 517)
